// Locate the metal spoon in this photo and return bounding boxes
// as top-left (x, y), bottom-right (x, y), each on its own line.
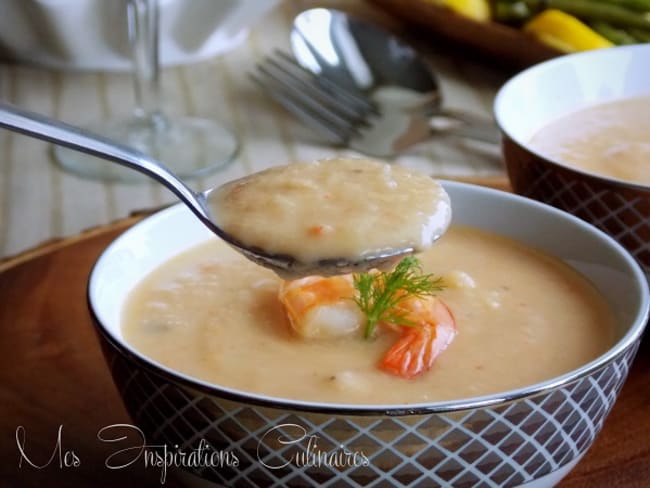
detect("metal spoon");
top-left (0, 102), bottom-right (414, 278)
top-left (290, 8), bottom-right (499, 156)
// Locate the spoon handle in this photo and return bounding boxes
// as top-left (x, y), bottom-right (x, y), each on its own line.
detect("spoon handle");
top-left (0, 102), bottom-right (208, 220)
top-left (430, 109), bottom-right (500, 145)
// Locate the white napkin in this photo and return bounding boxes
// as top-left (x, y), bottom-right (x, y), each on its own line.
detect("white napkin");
top-left (0, 0), bottom-right (281, 70)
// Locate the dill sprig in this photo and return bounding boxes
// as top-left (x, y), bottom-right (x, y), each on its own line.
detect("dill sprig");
top-left (353, 256), bottom-right (445, 339)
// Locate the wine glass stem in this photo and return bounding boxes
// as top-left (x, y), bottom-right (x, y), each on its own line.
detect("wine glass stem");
top-left (128, 0), bottom-right (166, 129)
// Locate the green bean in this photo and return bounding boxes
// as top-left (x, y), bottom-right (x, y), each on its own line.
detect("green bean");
top-left (628, 27), bottom-right (650, 40)
top-left (548, 0), bottom-right (650, 29)
top-left (592, 0), bottom-right (650, 12)
top-left (494, 1), bottom-right (534, 22)
top-left (590, 20), bottom-right (640, 43)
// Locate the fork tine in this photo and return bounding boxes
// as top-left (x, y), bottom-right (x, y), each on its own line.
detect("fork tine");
top-left (252, 49), bottom-right (386, 144)
top-left (260, 53), bottom-right (369, 126)
top-left (254, 64), bottom-right (358, 141)
top-left (249, 71), bottom-right (350, 144)
top-left (273, 50), bottom-right (378, 116)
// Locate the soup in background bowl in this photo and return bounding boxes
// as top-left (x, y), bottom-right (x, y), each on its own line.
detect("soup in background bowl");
top-left (528, 96), bottom-right (650, 186)
top-left (494, 44), bottom-right (650, 276)
top-left (89, 182), bottom-right (648, 487)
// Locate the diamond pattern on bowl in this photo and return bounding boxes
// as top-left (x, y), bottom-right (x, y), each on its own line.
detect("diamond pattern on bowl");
top-left (528, 169), bottom-right (648, 264)
top-left (100, 338), bottom-right (638, 487)
top-left (504, 137), bottom-right (650, 275)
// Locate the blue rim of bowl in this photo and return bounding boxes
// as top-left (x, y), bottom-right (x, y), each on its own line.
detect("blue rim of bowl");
top-left (494, 44), bottom-right (650, 192)
top-left (88, 182), bottom-right (650, 416)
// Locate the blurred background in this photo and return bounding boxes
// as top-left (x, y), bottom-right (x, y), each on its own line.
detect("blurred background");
top-left (0, 0), bottom-right (512, 260)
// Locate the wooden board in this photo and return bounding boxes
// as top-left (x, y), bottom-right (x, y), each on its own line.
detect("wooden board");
top-left (370, 0), bottom-right (562, 67)
top-left (0, 204), bottom-right (649, 486)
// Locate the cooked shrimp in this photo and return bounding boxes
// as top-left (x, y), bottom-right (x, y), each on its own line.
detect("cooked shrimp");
top-left (279, 273), bottom-right (456, 378)
top-left (380, 296), bottom-right (456, 379)
top-left (278, 275), bottom-right (365, 339)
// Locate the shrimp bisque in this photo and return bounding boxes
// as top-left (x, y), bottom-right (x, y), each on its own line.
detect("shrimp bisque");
top-left (529, 96), bottom-right (650, 185)
top-left (207, 158), bottom-right (451, 265)
top-left (122, 226), bottom-right (616, 405)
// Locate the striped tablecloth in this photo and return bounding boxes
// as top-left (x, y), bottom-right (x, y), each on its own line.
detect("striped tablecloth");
top-left (0, 0), bottom-right (510, 260)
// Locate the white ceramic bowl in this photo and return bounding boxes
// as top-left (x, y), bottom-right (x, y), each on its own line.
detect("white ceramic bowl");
top-left (495, 44), bottom-right (650, 276)
top-left (89, 182), bottom-right (649, 487)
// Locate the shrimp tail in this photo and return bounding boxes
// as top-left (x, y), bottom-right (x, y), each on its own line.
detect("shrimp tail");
top-left (381, 326), bottom-right (435, 379)
top-left (380, 299), bottom-right (457, 379)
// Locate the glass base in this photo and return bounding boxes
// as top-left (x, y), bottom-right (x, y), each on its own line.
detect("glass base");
top-left (53, 115), bottom-right (239, 183)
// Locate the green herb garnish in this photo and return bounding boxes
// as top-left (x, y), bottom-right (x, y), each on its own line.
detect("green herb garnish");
top-left (353, 256), bottom-right (445, 339)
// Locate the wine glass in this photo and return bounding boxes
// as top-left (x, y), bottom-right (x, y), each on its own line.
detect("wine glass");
top-left (53, 0), bottom-right (239, 182)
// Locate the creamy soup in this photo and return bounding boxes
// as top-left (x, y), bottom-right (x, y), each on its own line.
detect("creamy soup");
top-left (529, 96), bottom-right (650, 185)
top-left (122, 227), bottom-right (615, 405)
top-left (208, 158), bottom-right (451, 264)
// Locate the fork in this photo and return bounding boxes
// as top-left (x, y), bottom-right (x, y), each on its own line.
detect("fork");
top-left (250, 50), bottom-right (499, 158)
top-left (250, 50), bottom-right (377, 145)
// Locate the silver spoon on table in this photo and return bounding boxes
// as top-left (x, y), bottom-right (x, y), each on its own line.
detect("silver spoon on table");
top-left (0, 102), bottom-right (414, 278)
top-left (289, 8), bottom-right (499, 156)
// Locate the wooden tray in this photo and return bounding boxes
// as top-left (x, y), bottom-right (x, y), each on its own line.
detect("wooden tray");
top-left (370, 0), bottom-right (562, 67)
top-left (0, 204), bottom-right (649, 486)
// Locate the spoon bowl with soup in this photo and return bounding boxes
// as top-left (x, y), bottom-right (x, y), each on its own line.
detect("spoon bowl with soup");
top-left (0, 103), bottom-right (450, 278)
top-left (495, 44), bottom-right (650, 276)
